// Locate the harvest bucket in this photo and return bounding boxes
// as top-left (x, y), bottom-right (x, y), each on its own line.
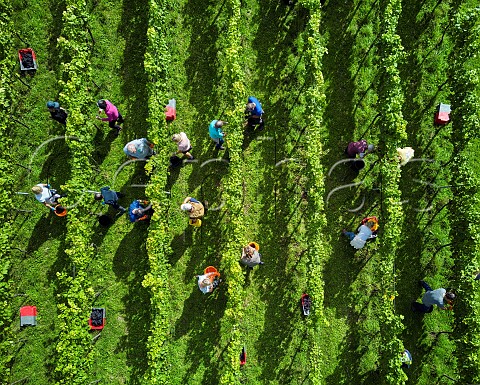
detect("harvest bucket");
top-left (189, 218), bottom-right (202, 227)
top-left (54, 205), bottom-right (67, 217)
top-left (204, 266), bottom-right (218, 275)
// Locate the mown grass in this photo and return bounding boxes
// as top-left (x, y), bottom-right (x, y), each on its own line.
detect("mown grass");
top-left (9, 1), bottom-right (66, 383)
top-left (9, 0), bottom-right (151, 383)
top-left (396, 1), bottom-right (456, 383)
top-left (6, 0), bottom-right (473, 384)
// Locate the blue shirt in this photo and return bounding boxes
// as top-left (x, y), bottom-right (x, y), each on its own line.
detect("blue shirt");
top-left (350, 225), bottom-right (373, 249)
top-left (247, 96), bottom-right (263, 116)
top-left (209, 120), bottom-right (224, 139)
top-left (422, 288), bottom-right (446, 308)
top-left (123, 138), bottom-right (153, 159)
top-left (129, 200), bottom-right (143, 222)
top-left (100, 187), bottom-right (118, 205)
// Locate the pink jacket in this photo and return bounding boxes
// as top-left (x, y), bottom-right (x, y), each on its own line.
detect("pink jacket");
top-left (101, 100), bottom-right (119, 121)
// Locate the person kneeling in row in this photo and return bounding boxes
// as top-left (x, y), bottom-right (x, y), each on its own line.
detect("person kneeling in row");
top-left (196, 267), bottom-right (221, 294)
top-left (129, 199), bottom-right (153, 223)
top-left (244, 96), bottom-right (264, 131)
top-left (124, 138), bottom-right (155, 160)
top-left (342, 216), bottom-right (379, 250)
top-left (94, 186), bottom-right (126, 214)
top-left (240, 242), bottom-right (264, 269)
top-left (181, 196), bottom-right (205, 227)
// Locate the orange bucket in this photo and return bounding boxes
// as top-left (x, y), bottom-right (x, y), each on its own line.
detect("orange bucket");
top-left (204, 266), bottom-right (218, 275)
top-left (249, 242), bottom-right (260, 251)
top-left (54, 205), bottom-right (67, 217)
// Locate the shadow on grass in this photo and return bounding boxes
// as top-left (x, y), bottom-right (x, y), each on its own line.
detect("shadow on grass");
top-left (174, 286), bottom-right (227, 384)
top-left (241, 2), bottom-right (311, 382)
top-left (26, 214), bottom-right (68, 254)
top-left (251, 1), bottom-right (307, 98)
top-left (255, 159), bottom-right (308, 384)
top-left (171, 203), bottom-right (227, 383)
top-left (91, 124), bottom-right (117, 167)
top-left (397, 0), bottom-right (452, 151)
top-left (321, 0), bottom-right (358, 159)
top-left (47, 0), bottom-right (66, 71)
top-left (112, 225), bottom-right (151, 384)
top-left (37, 141), bottom-right (71, 188)
top-left (319, 1), bottom-right (389, 383)
top-left (396, 2), bottom-right (455, 383)
top-left (183, 0), bottom-right (224, 119)
top-left (182, 0), bottom-right (226, 191)
top-left (43, 235), bottom-right (68, 384)
top-left (118, 0), bottom-right (149, 139)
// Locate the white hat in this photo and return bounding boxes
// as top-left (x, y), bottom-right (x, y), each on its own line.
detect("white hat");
top-left (181, 203), bottom-right (192, 211)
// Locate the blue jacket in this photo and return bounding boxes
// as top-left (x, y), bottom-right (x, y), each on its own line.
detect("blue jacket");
top-left (247, 96), bottom-right (263, 116)
top-left (100, 187), bottom-right (118, 205)
top-left (129, 200), bottom-right (143, 223)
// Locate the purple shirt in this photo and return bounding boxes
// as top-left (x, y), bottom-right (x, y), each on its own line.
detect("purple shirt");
top-left (101, 100), bottom-right (119, 122)
top-left (346, 140), bottom-right (367, 158)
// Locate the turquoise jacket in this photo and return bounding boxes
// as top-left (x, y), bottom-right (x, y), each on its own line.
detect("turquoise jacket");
top-left (209, 120), bottom-right (224, 139)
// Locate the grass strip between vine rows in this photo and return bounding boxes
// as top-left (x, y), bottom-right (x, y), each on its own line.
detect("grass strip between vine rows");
top-left (217, 0), bottom-right (247, 383)
top-left (0, 2), bottom-right (17, 381)
top-left (53, 1), bottom-right (96, 383)
top-left (298, 0), bottom-right (329, 383)
top-left (142, 0), bottom-right (172, 383)
top-left (377, 0), bottom-right (407, 383)
top-left (448, 4), bottom-right (480, 383)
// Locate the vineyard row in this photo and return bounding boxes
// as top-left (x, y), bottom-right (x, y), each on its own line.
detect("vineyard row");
top-left (53, 1), bottom-right (97, 383)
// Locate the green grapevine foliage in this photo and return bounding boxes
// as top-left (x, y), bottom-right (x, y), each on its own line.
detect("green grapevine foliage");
top-left (0, 1), bottom-right (17, 381)
top-left (53, 1), bottom-right (97, 383)
top-left (298, 0), bottom-right (329, 383)
top-left (448, 5), bottom-right (480, 383)
top-left (142, 0), bottom-right (173, 383)
top-left (217, 1), bottom-right (247, 384)
top-left (377, 0), bottom-right (407, 383)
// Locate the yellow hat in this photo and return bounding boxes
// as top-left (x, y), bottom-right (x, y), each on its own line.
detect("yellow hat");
top-left (189, 219), bottom-right (202, 227)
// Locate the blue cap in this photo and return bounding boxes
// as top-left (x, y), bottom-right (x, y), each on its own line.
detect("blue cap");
top-left (47, 101), bottom-right (59, 109)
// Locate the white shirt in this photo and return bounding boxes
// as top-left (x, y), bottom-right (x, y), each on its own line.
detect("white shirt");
top-left (350, 225), bottom-right (373, 249)
top-left (176, 132), bottom-right (191, 152)
top-left (34, 185), bottom-right (55, 204)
